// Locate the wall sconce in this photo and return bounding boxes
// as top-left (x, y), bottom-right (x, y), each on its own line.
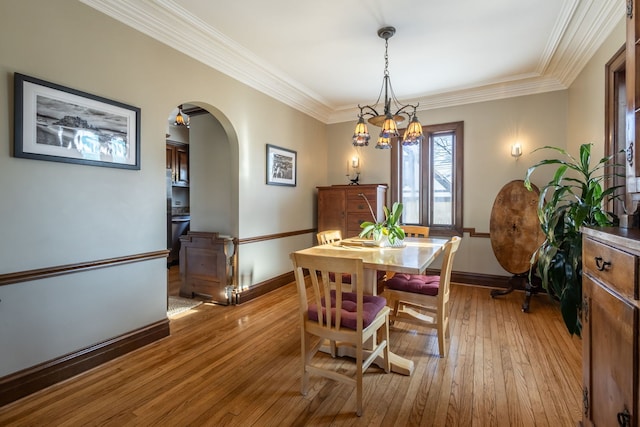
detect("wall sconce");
top-left (351, 156), bottom-right (360, 169)
top-left (511, 143), bottom-right (522, 159)
top-left (347, 156), bottom-right (360, 185)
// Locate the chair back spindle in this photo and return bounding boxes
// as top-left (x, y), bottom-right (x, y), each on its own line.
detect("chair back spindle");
top-left (316, 229), bottom-right (343, 245)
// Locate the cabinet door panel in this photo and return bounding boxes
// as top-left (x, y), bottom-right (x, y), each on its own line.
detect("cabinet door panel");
top-left (583, 275), bottom-right (637, 426)
top-left (166, 146), bottom-right (174, 171)
top-left (317, 189), bottom-right (345, 235)
top-left (176, 146), bottom-right (189, 184)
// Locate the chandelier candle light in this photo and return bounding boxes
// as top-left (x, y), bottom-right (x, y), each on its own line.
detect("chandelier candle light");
top-left (174, 104), bottom-right (190, 128)
top-left (352, 26), bottom-right (424, 149)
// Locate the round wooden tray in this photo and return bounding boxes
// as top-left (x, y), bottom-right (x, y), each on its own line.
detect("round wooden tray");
top-left (489, 180), bottom-right (544, 275)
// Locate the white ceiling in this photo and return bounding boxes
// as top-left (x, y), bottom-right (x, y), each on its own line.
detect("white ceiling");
top-left (81, 0), bottom-right (624, 124)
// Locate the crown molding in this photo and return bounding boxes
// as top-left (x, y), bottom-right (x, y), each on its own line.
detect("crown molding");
top-left (543, 0), bottom-right (624, 85)
top-left (328, 74), bottom-right (568, 124)
top-left (81, 0), bottom-right (624, 126)
top-left (79, 0), bottom-right (334, 123)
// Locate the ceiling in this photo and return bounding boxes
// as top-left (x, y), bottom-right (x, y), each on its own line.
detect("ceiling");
top-left (81, 0), bottom-right (624, 124)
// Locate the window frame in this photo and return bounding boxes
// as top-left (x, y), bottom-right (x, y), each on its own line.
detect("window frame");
top-left (390, 121), bottom-right (464, 237)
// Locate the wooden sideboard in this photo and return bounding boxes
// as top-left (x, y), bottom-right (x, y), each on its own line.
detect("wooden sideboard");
top-left (179, 231), bottom-right (237, 305)
top-left (317, 184), bottom-right (387, 239)
top-left (581, 227), bottom-right (639, 426)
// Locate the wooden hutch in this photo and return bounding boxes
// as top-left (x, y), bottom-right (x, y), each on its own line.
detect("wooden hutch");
top-left (579, 6), bottom-right (640, 426)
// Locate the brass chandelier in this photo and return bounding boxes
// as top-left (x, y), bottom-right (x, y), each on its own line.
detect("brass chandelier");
top-left (352, 26), bottom-right (424, 149)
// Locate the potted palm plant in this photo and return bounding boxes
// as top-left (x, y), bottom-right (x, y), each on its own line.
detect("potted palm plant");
top-left (359, 201), bottom-right (406, 247)
top-left (524, 143), bottom-right (622, 336)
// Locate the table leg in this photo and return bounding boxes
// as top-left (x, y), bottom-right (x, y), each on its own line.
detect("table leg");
top-left (366, 267), bottom-right (415, 375)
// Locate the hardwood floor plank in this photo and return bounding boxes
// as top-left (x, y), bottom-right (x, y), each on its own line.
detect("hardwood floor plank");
top-left (0, 282), bottom-right (582, 426)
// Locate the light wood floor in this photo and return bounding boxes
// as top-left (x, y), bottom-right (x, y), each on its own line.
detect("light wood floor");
top-left (0, 273), bottom-right (582, 426)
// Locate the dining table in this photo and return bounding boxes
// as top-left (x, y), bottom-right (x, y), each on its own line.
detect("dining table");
top-left (292, 236), bottom-right (449, 375)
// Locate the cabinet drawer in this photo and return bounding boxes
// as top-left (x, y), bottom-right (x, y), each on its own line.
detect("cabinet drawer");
top-left (583, 237), bottom-right (638, 300)
top-left (346, 228), bottom-right (365, 239)
top-left (347, 213), bottom-right (372, 234)
top-left (346, 190), bottom-right (377, 213)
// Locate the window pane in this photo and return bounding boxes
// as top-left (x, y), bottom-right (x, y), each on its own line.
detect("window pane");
top-left (392, 121), bottom-right (462, 235)
top-left (432, 133), bottom-right (453, 225)
top-left (401, 143), bottom-right (420, 223)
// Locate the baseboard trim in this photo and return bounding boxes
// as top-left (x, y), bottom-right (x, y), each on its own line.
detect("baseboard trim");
top-left (237, 271), bottom-right (295, 303)
top-left (236, 269), bottom-right (531, 305)
top-left (436, 269), bottom-right (542, 293)
top-left (448, 270), bottom-right (512, 288)
top-left (0, 319), bottom-right (170, 407)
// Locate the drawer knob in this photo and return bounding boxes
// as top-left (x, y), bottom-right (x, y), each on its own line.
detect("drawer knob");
top-left (594, 256), bottom-right (611, 271)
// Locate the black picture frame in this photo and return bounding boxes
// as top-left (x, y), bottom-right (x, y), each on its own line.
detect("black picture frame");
top-left (13, 73), bottom-right (141, 169)
top-left (266, 144), bottom-right (297, 187)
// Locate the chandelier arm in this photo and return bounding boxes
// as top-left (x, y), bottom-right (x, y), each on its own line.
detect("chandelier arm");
top-left (394, 104), bottom-right (419, 120)
top-left (385, 75), bottom-right (418, 116)
top-left (358, 104), bottom-right (381, 118)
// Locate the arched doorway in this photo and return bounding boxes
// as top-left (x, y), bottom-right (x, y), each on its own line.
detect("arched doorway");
top-left (165, 102), bottom-right (239, 301)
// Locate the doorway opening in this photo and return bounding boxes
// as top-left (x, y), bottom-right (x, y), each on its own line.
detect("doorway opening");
top-left (164, 103), bottom-right (239, 301)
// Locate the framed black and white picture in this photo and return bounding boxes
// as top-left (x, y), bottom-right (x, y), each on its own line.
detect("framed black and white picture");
top-left (14, 73), bottom-right (141, 169)
top-left (266, 144), bottom-right (296, 187)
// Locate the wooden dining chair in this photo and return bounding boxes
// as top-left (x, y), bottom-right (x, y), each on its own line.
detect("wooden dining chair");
top-left (290, 252), bottom-right (391, 417)
top-left (401, 225), bottom-right (430, 238)
top-left (316, 229), bottom-right (343, 245)
top-left (385, 225), bottom-right (430, 281)
top-left (384, 236), bottom-right (461, 357)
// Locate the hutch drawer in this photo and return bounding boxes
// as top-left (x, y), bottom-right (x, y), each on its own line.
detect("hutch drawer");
top-left (583, 236), bottom-right (638, 300)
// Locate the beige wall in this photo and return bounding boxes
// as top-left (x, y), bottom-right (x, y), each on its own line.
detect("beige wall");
top-left (0, 0), bottom-right (325, 376)
top-left (189, 112), bottom-right (234, 234)
top-left (567, 18), bottom-right (626, 158)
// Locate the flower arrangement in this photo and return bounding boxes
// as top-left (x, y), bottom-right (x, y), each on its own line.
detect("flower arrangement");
top-left (358, 197), bottom-right (406, 245)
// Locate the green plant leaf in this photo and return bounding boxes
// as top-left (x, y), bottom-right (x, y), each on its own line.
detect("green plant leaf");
top-left (524, 142), bottom-right (621, 336)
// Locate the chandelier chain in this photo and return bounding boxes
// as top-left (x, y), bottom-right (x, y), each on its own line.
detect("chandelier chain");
top-left (384, 39), bottom-right (390, 77)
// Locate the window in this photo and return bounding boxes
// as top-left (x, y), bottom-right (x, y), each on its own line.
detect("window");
top-left (391, 121), bottom-right (463, 236)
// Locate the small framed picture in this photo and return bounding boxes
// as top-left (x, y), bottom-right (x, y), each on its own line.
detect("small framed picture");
top-left (266, 144), bottom-right (296, 187)
top-left (14, 73), bottom-right (141, 169)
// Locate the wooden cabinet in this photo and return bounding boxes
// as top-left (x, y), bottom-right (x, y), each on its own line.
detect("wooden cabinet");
top-left (317, 184), bottom-right (387, 238)
top-left (179, 232), bottom-right (237, 305)
top-left (581, 227), bottom-right (639, 426)
top-left (166, 140), bottom-right (189, 187)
